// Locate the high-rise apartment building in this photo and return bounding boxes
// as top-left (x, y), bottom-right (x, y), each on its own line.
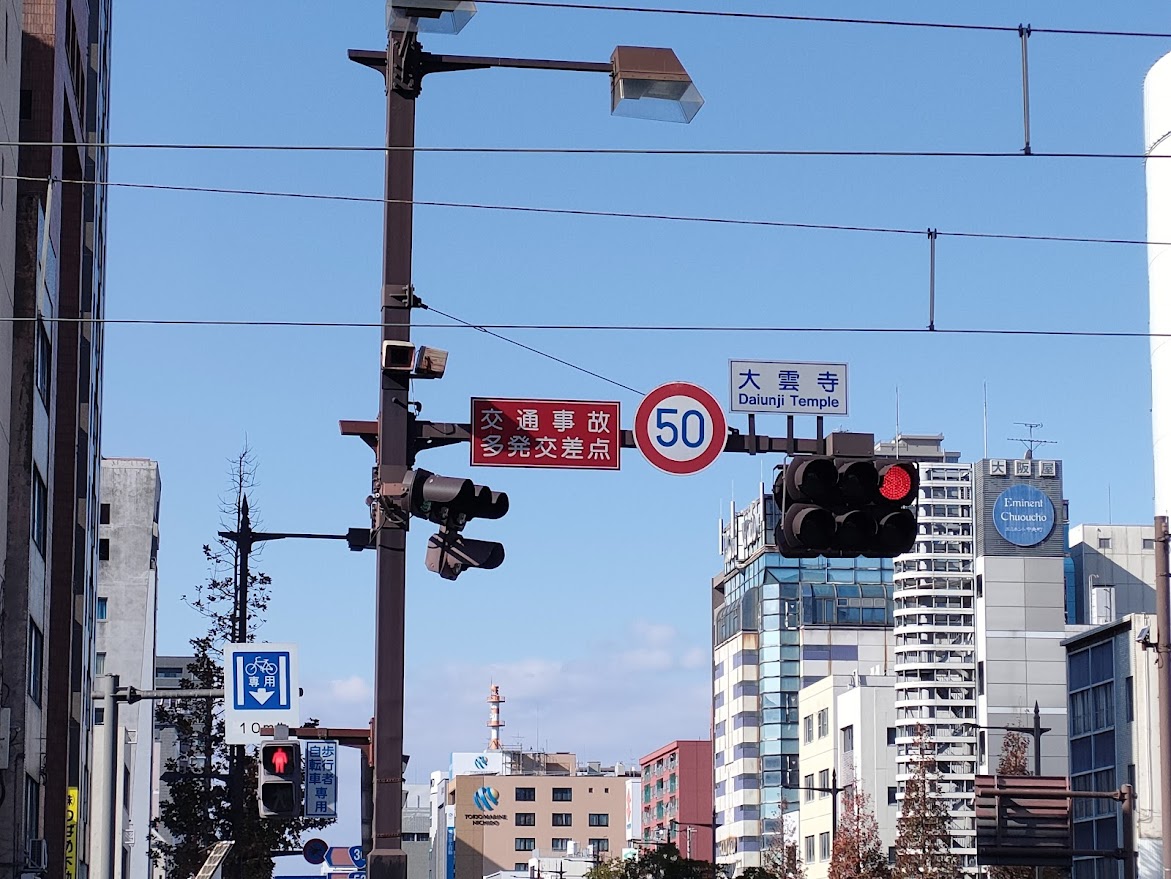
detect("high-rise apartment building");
top-left (0, 2), bottom-right (112, 876)
top-left (639, 740), bottom-right (713, 860)
top-left (884, 436), bottom-right (980, 867)
top-left (150, 655), bottom-right (197, 879)
top-left (712, 489), bottom-right (895, 874)
top-left (90, 459), bottom-right (161, 879)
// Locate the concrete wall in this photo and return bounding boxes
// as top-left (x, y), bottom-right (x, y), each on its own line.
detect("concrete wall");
top-left (1070, 524), bottom-right (1157, 624)
top-left (92, 459), bottom-right (161, 879)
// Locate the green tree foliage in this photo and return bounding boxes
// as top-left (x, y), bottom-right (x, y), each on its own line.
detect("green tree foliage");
top-left (586, 844), bottom-right (719, 879)
top-left (829, 787), bottom-right (890, 879)
top-left (893, 726), bottom-right (961, 879)
top-left (150, 451), bottom-right (331, 879)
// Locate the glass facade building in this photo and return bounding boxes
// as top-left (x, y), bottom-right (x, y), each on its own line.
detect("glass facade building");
top-left (713, 492), bottom-right (895, 872)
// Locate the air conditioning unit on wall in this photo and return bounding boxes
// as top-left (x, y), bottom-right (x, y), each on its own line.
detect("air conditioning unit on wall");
top-left (25, 838), bottom-right (47, 871)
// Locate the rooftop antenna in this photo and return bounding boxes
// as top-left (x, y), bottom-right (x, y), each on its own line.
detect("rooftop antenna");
top-left (1007, 421), bottom-right (1057, 460)
top-left (983, 382), bottom-right (989, 459)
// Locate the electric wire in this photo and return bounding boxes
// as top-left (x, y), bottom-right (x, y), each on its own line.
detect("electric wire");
top-left (422, 304), bottom-right (644, 395)
top-left (473, 0), bottom-right (1171, 39)
top-left (6, 314), bottom-right (1171, 339)
top-left (2, 141), bottom-right (1167, 160)
top-left (8, 175), bottom-right (1166, 248)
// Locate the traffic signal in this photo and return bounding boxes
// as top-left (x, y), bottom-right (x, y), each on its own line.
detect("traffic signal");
top-left (257, 740), bottom-right (302, 819)
top-left (397, 469), bottom-right (508, 578)
top-left (773, 456), bottom-right (919, 558)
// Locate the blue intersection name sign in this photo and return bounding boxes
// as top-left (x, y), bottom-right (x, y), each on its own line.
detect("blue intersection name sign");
top-left (224, 642), bottom-right (300, 745)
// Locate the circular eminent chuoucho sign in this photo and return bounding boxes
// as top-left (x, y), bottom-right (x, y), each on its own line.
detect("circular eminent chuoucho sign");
top-left (992, 484), bottom-right (1055, 547)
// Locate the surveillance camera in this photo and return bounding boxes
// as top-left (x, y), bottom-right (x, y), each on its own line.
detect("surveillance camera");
top-left (382, 340), bottom-right (416, 372)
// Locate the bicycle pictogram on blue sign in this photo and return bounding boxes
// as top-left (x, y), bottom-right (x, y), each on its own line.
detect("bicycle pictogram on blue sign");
top-left (232, 650), bottom-right (292, 710)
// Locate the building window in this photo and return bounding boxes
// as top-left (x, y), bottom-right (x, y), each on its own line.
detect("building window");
top-left (804, 836), bottom-right (815, 863)
top-left (887, 727), bottom-right (897, 746)
top-left (887, 847), bottom-right (897, 865)
top-left (27, 621), bottom-right (43, 705)
top-left (819, 831), bottom-right (831, 861)
top-left (552, 813), bottom-right (572, 827)
top-left (817, 709), bottom-right (829, 738)
top-left (515, 838), bottom-right (535, 852)
top-left (19, 88), bottom-right (31, 119)
top-left (31, 467), bottom-right (47, 556)
top-left (100, 502), bottom-right (111, 524)
top-left (94, 706), bottom-right (105, 725)
top-left (552, 788), bottom-right (572, 802)
top-left (589, 813), bottom-right (609, 827)
top-left (98, 538), bottom-right (110, 561)
top-left (514, 865), bottom-right (528, 872)
top-left (803, 715), bottom-right (813, 743)
top-left (515, 813), bottom-right (535, 826)
top-left (841, 725), bottom-right (854, 754)
top-left (1126, 676), bottom-right (1135, 722)
top-left (818, 769), bottom-right (830, 798)
top-left (24, 776), bottom-right (40, 849)
top-left (1144, 538), bottom-right (1157, 551)
top-left (96, 597), bottom-right (108, 621)
top-left (1098, 536), bottom-right (1112, 550)
top-left (589, 839), bottom-right (610, 853)
top-left (95, 652), bottom-right (106, 675)
top-left (803, 774), bottom-right (814, 803)
top-left (35, 319), bottom-right (51, 405)
top-left (156, 666), bottom-right (182, 678)
top-left (887, 786), bottom-right (897, 806)
top-left (551, 839), bottom-right (569, 852)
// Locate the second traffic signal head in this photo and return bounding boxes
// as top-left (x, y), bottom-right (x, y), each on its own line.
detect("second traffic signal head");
top-left (401, 469), bottom-right (509, 529)
top-left (257, 741), bottom-right (302, 819)
top-left (773, 456), bottom-right (920, 559)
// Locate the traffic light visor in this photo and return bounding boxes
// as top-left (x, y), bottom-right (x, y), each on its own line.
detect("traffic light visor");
top-left (878, 462), bottom-right (918, 504)
top-left (786, 457), bottom-right (838, 504)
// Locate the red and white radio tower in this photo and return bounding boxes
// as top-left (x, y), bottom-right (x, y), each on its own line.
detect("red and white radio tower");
top-left (487, 684), bottom-right (505, 750)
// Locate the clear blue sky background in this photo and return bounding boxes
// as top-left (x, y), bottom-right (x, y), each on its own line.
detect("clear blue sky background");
top-left (102, 0), bottom-right (1169, 853)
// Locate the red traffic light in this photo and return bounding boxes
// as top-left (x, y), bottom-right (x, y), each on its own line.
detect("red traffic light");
top-left (878, 462), bottom-right (918, 504)
top-left (263, 745), bottom-right (293, 776)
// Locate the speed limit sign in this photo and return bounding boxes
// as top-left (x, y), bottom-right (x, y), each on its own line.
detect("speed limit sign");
top-left (634, 382), bottom-right (728, 476)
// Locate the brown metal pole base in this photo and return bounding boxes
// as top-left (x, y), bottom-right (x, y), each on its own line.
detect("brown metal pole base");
top-left (367, 848), bottom-right (408, 879)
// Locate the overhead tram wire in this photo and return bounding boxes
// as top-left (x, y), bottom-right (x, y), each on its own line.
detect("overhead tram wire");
top-left (472, 0), bottom-right (1171, 39)
top-left (4, 314), bottom-right (1171, 341)
top-left (6, 174), bottom-right (1168, 249)
top-left (0, 141), bottom-right (1166, 160)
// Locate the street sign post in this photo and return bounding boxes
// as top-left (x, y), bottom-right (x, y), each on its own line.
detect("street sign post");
top-left (224, 643), bottom-right (300, 745)
top-left (470, 398), bottom-right (621, 469)
top-left (304, 741), bottom-right (339, 818)
top-left (729, 360), bottom-right (849, 415)
top-left (634, 382), bottom-right (727, 476)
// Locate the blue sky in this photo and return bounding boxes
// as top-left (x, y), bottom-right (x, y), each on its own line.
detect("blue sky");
top-left (102, 0), bottom-right (1170, 851)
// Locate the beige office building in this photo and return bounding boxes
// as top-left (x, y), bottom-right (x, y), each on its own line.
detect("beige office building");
top-left (447, 772), bottom-right (628, 879)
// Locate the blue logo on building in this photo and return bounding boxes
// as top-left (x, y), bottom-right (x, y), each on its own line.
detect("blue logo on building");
top-left (992, 484), bottom-right (1055, 547)
top-left (474, 755), bottom-right (488, 770)
top-left (472, 786), bottom-right (500, 812)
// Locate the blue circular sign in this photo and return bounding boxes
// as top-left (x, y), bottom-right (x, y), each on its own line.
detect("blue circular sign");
top-left (303, 838), bottom-right (329, 865)
top-left (992, 484), bottom-right (1055, 547)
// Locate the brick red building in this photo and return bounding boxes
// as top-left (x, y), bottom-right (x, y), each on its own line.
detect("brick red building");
top-left (639, 740), bottom-right (714, 862)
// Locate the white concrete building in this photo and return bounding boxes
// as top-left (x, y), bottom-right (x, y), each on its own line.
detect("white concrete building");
top-left (1069, 525), bottom-right (1157, 626)
top-left (796, 674), bottom-right (898, 879)
top-left (91, 458), bottom-right (161, 879)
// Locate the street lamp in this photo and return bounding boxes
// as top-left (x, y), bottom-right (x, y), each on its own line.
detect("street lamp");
top-left (346, 12), bottom-right (702, 879)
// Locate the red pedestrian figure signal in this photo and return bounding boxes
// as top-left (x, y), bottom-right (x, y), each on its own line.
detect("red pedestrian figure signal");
top-left (269, 747), bottom-right (289, 774)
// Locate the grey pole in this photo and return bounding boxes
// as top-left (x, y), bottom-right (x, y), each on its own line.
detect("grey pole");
top-left (1155, 516), bottom-right (1171, 879)
top-left (92, 674), bottom-right (120, 879)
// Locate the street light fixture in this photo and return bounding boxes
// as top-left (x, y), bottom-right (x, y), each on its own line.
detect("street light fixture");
top-left (387, 0), bottom-right (477, 34)
top-left (610, 46), bottom-right (704, 123)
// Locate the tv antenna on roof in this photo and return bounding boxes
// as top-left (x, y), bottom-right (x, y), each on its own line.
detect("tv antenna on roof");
top-left (1007, 422), bottom-right (1056, 459)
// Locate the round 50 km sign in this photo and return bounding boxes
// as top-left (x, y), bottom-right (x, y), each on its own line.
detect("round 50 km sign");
top-left (634, 382), bottom-right (728, 476)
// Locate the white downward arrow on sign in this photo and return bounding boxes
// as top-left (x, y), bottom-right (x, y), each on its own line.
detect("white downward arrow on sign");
top-left (251, 688), bottom-right (273, 704)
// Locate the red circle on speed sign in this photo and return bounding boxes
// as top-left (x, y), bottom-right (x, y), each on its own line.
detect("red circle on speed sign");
top-left (634, 382), bottom-right (728, 475)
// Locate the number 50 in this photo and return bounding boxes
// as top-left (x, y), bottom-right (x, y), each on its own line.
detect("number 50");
top-left (654, 407), bottom-right (706, 449)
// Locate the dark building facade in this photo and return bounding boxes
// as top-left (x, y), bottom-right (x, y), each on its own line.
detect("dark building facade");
top-left (0, 1), bottom-right (110, 877)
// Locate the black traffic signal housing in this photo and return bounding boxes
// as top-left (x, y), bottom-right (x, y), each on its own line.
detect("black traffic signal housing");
top-left (399, 469), bottom-right (508, 579)
top-left (257, 740), bottom-right (303, 819)
top-left (773, 455), bottom-right (919, 558)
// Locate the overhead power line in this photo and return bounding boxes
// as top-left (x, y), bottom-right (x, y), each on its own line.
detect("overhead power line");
top-left (1, 141), bottom-right (1165, 160)
top-left (474, 0), bottom-right (1171, 39)
top-left (8, 174), bottom-right (1166, 249)
top-left (5, 314), bottom-right (1169, 340)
